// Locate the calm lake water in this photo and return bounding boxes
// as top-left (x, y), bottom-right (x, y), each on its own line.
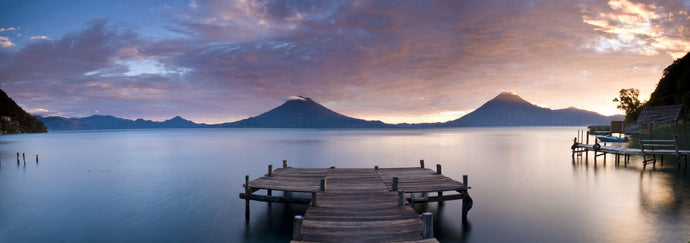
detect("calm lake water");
top-left (1, 127), bottom-right (689, 242)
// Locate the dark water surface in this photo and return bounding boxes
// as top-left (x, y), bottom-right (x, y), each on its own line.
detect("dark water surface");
top-left (1, 127), bottom-right (688, 242)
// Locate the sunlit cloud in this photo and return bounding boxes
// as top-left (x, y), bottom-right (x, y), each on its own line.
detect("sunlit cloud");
top-left (0, 36), bottom-right (15, 47)
top-left (582, 0), bottom-right (690, 58)
top-left (0, 27), bottom-right (19, 32)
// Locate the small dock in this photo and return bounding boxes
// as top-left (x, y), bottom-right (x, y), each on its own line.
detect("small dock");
top-left (240, 161), bottom-right (472, 242)
top-left (571, 133), bottom-right (689, 168)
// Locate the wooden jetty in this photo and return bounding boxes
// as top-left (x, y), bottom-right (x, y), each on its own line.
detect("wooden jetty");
top-left (571, 132), bottom-right (689, 168)
top-left (240, 161), bottom-right (472, 242)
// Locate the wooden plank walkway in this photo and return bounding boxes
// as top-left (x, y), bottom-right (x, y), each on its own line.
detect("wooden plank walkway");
top-left (571, 142), bottom-right (689, 167)
top-left (240, 164), bottom-right (471, 242)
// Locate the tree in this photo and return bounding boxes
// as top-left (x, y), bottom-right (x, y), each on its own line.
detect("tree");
top-left (613, 88), bottom-right (644, 122)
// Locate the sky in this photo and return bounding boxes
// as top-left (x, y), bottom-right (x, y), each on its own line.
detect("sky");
top-left (1, 0), bottom-right (689, 124)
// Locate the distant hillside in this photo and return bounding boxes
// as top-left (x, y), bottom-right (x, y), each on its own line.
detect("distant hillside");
top-left (0, 88), bottom-right (47, 134)
top-left (37, 115), bottom-right (204, 131)
top-left (443, 92), bottom-right (623, 127)
top-left (218, 96), bottom-right (392, 128)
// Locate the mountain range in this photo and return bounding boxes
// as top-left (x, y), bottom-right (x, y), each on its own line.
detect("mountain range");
top-left (35, 92), bottom-right (623, 131)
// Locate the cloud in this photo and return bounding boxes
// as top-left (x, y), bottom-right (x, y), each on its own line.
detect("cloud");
top-left (1, 0), bottom-right (688, 123)
top-left (0, 27), bottom-right (19, 32)
top-left (581, 0), bottom-right (690, 58)
top-left (29, 36), bottom-right (51, 40)
top-left (0, 36), bottom-right (15, 47)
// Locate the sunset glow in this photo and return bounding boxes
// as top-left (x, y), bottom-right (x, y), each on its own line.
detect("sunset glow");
top-left (1, 0), bottom-right (689, 124)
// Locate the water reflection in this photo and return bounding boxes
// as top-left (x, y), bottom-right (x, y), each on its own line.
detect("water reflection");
top-left (571, 152), bottom-right (690, 241)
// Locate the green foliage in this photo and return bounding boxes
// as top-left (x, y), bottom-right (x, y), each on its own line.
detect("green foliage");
top-left (613, 88), bottom-right (644, 122)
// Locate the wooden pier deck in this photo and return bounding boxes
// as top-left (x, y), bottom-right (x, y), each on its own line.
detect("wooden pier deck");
top-left (571, 140), bottom-right (689, 167)
top-left (240, 163), bottom-right (471, 242)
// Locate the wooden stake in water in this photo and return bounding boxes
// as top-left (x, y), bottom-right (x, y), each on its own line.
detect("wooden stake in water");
top-left (420, 159), bottom-right (425, 168)
top-left (17, 152), bottom-right (20, 164)
top-left (36, 154), bottom-right (39, 163)
top-left (436, 164), bottom-right (442, 175)
top-left (22, 153), bottom-right (25, 164)
top-left (245, 175), bottom-right (250, 220)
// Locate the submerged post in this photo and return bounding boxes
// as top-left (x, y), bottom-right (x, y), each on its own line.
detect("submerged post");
top-left (392, 177), bottom-right (399, 192)
top-left (292, 215), bottom-right (303, 241)
top-left (245, 175), bottom-right (250, 220)
top-left (320, 177), bottom-right (327, 191)
top-left (22, 153), bottom-right (26, 164)
top-left (422, 212), bottom-right (434, 239)
top-left (398, 189), bottom-right (404, 207)
top-left (283, 160), bottom-right (288, 168)
top-left (17, 152), bottom-right (20, 164)
top-left (436, 164), bottom-right (442, 175)
top-left (36, 154), bottom-right (39, 163)
top-left (420, 159), bottom-right (425, 168)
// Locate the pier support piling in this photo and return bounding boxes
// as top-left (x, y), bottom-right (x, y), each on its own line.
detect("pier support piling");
top-left (398, 189), bottom-right (405, 207)
top-left (392, 177), bottom-right (399, 192)
top-left (436, 164), bottom-right (442, 175)
top-left (422, 212), bottom-right (434, 239)
top-left (320, 177), bottom-right (327, 191)
top-left (292, 215), bottom-right (303, 241)
top-left (311, 190), bottom-right (318, 207)
top-left (420, 159), bottom-right (425, 168)
top-left (268, 164), bottom-right (273, 177)
top-left (245, 175), bottom-right (250, 220)
top-left (283, 160), bottom-right (288, 168)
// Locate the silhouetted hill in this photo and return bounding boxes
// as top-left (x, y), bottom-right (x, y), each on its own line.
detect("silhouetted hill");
top-left (37, 115), bottom-right (205, 131)
top-left (218, 96), bottom-right (392, 128)
top-left (646, 52), bottom-right (690, 109)
top-left (443, 92), bottom-right (623, 127)
top-left (0, 88), bottom-right (47, 134)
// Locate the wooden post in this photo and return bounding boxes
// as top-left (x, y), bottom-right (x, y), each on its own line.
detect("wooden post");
top-left (438, 191), bottom-right (444, 202)
top-left (398, 189), bottom-right (404, 207)
top-left (22, 153), bottom-right (25, 164)
top-left (320, 177), bottom-right (327, 191)
top-left (462, 174), bottom-right (470, 218)
top-left (330, 166), bottom-right (335, 169)
top-left (436, 164), bottom-right (442, 175)
top-left (422, 212), bottom-right (434, 239)
top-left (17, 152), bottom-right (20, 164)
top-left (311, 190), bottom-right (318, 207)
top-left (420, 159), bottom-right (425, 168)
top-left (268, 164), bottom-right (273, 177)
top-left (36, 154), bottom-right (39, 163)
top-left (392, 177), bottom-right (399, 192)
top-left (245, 175), bottom-right (250, 220)
top-left (374, 165), bottom-right (379, 170)
top-left (283, 160), bottom-right (288, 168)
top-left (292, 215), bottom-right (303, 241)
